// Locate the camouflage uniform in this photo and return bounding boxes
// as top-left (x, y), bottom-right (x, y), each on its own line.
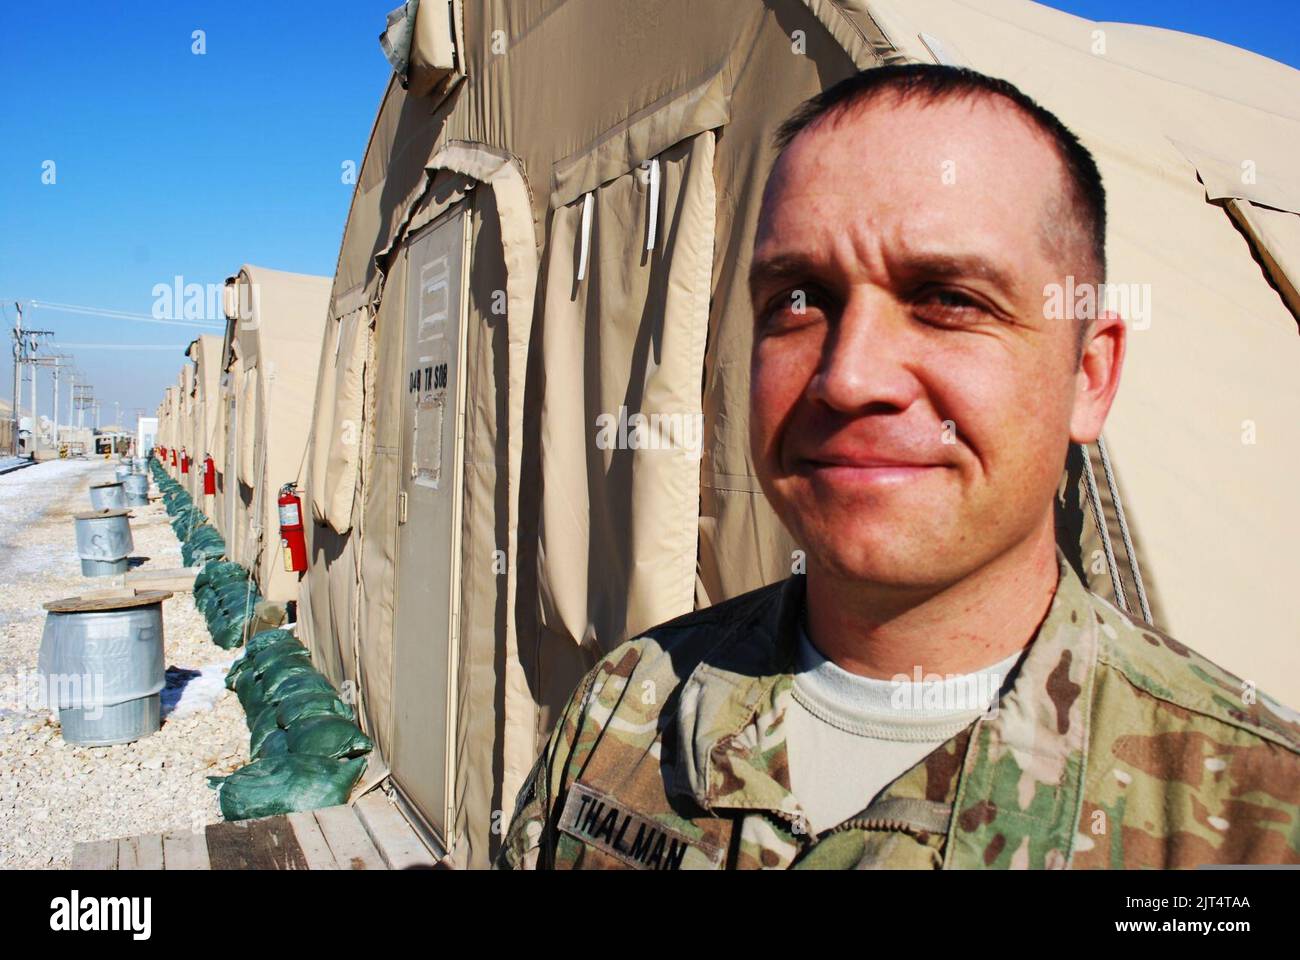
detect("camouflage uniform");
top-left (497, 553), bottom-right (1300, 869)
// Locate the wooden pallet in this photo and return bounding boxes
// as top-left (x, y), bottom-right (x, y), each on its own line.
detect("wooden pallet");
top-left (125, 565), bottom-right (200, 593)
top-left (75, 567), bottom-right (201, 601)
top-left (70, 793), bottom-right (439, 870)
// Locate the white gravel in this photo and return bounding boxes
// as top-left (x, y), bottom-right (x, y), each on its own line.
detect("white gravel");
top-left (0, 459), bottom-right (249, 868)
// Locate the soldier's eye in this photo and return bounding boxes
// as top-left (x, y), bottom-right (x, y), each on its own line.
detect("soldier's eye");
top-left (761, 286), bottom-right (832, 332)
top-left (913, 287), bottom-right (988, 327)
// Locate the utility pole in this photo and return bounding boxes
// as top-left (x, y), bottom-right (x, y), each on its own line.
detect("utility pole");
top-left (29, 349), bottom-right (37, 438)
top-left (74, 383), bottom-right (92, 429)
top-left (29, 355), bottom-right (66, 447)
top-left (10, 303), bottom-right (19, 455)
top-left (46, 355), bottom-right (69, 447)
top-left (8, 306), bottom-right (55, 454)
top-left (52, 358), bottom-right (60, 446)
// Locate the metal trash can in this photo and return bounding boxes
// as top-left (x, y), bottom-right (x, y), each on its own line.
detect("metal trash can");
top-left (74, 508), bottom-right (134, 577)
top-left (89, 481), bottom-right (126, 511)
top-left (115, 465), bottom-right (132, 482)
top-left (122, 473), bottom-right (149, 507)
top-left (37, 591), bottom-right (173, 746)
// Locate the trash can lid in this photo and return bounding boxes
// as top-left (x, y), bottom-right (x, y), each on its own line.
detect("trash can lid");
top-left (44, 590), bottom-right (173, 613)
top-left (74, 508), bottom-right (133, 520)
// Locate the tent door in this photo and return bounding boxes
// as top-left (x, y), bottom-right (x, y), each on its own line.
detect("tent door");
top-left (225, 389), bottom-right (238, 538)
top-left (390, 198), bottom-right (472, 845)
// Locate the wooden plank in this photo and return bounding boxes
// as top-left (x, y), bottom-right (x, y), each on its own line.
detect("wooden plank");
top-left (313, 805), bottom-right (385, 870)
top-left (136, 833), bottom-right (164, 869)
top-left (122, 574), bottom-right (198, 594)
top-left (287, 811), bottom-right (339, 870)
top-left (127, 565), bottom-right (199, 584)
top-left (72, 839), bottom-right (118, 870)
top-left (247, 816), bottom-right (309, 870)
top-left (162, 830), bottom-right (210, 870)
top-left (44, 590), bottom-right (172, 613)
top-left (129, 516), bottom-right (173, 527)
top-left (115, 834), bottom-right (164, 870)
top-left (354, 792), bottom-right (436, 870)
top-left (205, 816), bottom-right (309, 870)
top-left (117, 836), bottom-right (140, 869)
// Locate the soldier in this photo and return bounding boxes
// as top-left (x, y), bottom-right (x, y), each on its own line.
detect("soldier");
top-left (498, 64), bottom-right (1300, 869)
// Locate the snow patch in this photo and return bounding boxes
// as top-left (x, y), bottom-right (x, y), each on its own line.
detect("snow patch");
top-left (160, 659), bottom-right (237, 720)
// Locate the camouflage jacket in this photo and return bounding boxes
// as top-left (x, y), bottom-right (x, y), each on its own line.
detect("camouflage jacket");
top-left (498, 556), bottom-right (1300, 869)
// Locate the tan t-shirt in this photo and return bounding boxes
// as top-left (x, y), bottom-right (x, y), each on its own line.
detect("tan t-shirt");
top-left (786, 629), bottom-right (1021, 834)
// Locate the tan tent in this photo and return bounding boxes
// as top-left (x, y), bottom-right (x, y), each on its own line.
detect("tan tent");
top-left (169, 382), bottom-right (182, 472)
top-left (175, 364), bottom-right (194, 482)
top-left (292, 0), bottom-right (1299, 867)
top-left (215, 265), bottom-right (331, 604)
top-left (211, 343), bottom-right (236, 541)
top-left (155, 388), bottom-right (172, 461)
top-left (184, 336), bottom-right (224, 503)
top-left (164, 386), bottom-right (178, 465)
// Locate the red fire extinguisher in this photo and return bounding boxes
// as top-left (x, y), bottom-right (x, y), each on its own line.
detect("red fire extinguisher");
top-left (180, 449), bottom-right (190, 474)
top-left (170, 448), bottom-right (177, 467)
top-left (203, 455), bottom-right (216, 495)
top-left (279, 483), bottom-right (308, 573)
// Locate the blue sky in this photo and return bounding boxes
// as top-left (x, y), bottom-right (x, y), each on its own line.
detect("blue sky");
top-left (1, 1), bottom-right (1296, 424)
top-left (0, 1), bottom-right (392, 425)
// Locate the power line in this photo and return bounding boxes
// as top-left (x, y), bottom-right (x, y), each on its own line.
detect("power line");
top-left (56, 342), bottom-right (187, 351)
top-left (23, 299), bottom-right (224, 329)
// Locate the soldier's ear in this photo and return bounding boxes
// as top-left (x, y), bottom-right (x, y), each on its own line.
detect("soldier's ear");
top-left (1069, 309), bottom-right (1125, 445)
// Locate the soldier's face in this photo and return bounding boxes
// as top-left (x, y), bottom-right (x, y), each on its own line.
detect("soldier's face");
top-left (749, 94), bottom-right (1119, 589)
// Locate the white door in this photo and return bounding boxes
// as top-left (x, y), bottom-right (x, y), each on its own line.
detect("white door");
top-left (390, 200), bottom-right (472, 844)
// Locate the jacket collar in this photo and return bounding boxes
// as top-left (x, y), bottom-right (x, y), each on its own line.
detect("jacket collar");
top-left (670, 574), bottom-right (809, 831)
top-left (943, 555), bottom-right (1099, 868)
top-left (670, 552), bottom-right (1099, 865)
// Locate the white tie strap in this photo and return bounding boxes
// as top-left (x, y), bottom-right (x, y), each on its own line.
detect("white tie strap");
top-left (576, 190), bottom-right (594, 282)
top-left (644, 157), bottom-right (660, 252)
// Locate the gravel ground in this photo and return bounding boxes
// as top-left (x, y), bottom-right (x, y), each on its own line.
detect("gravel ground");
top-left (0, 458), bottom-right (248, 868)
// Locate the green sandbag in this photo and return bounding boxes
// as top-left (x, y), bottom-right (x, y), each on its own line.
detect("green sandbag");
top-left (225, 653), bottom-right (250, 690)
top-left (243, 699), bottom-right (270, 733)
top-left (212, 618), bottom-right (246, 650)
top-left (212, 584), bottom-right (253, 610)
top-left (227, 632), bottom-right (300, 686)
top-left (258, 729), bottom-right (290, 758)
top-left (269, 672), bottom-right (337, 704)
top-left (227, 643), bottom-right (304, 688)
top-left (250, 708), bottom-right (284, 758)
top-left (260, 661), bottom-right (322, 700)
top-left (200, 588), bottom-right (240, 618)
top-left (196, 560), bottom-right (245, 589)
top-left (256, 647), bottom-right (312, 674)
top-left (229, 644), bottom-right (308, 686)
top-left (209, 755), bottom-right (368, 821)
top-left (234, 669), bottom-right (265, 712)
top-left (276, 692), bottom-right (353, 728)
top-left (285, 716), bottom-right (373, 759)
top-left (253, 641), bottom-right (308, 667)
top-left (197, 592), bottom-right (225, 618)
top-left (245, 629), bottom-right (298, 658)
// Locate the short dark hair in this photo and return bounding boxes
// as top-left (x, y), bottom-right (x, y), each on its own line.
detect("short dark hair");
top-left (774, 63), bottom-right (1107, 288)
